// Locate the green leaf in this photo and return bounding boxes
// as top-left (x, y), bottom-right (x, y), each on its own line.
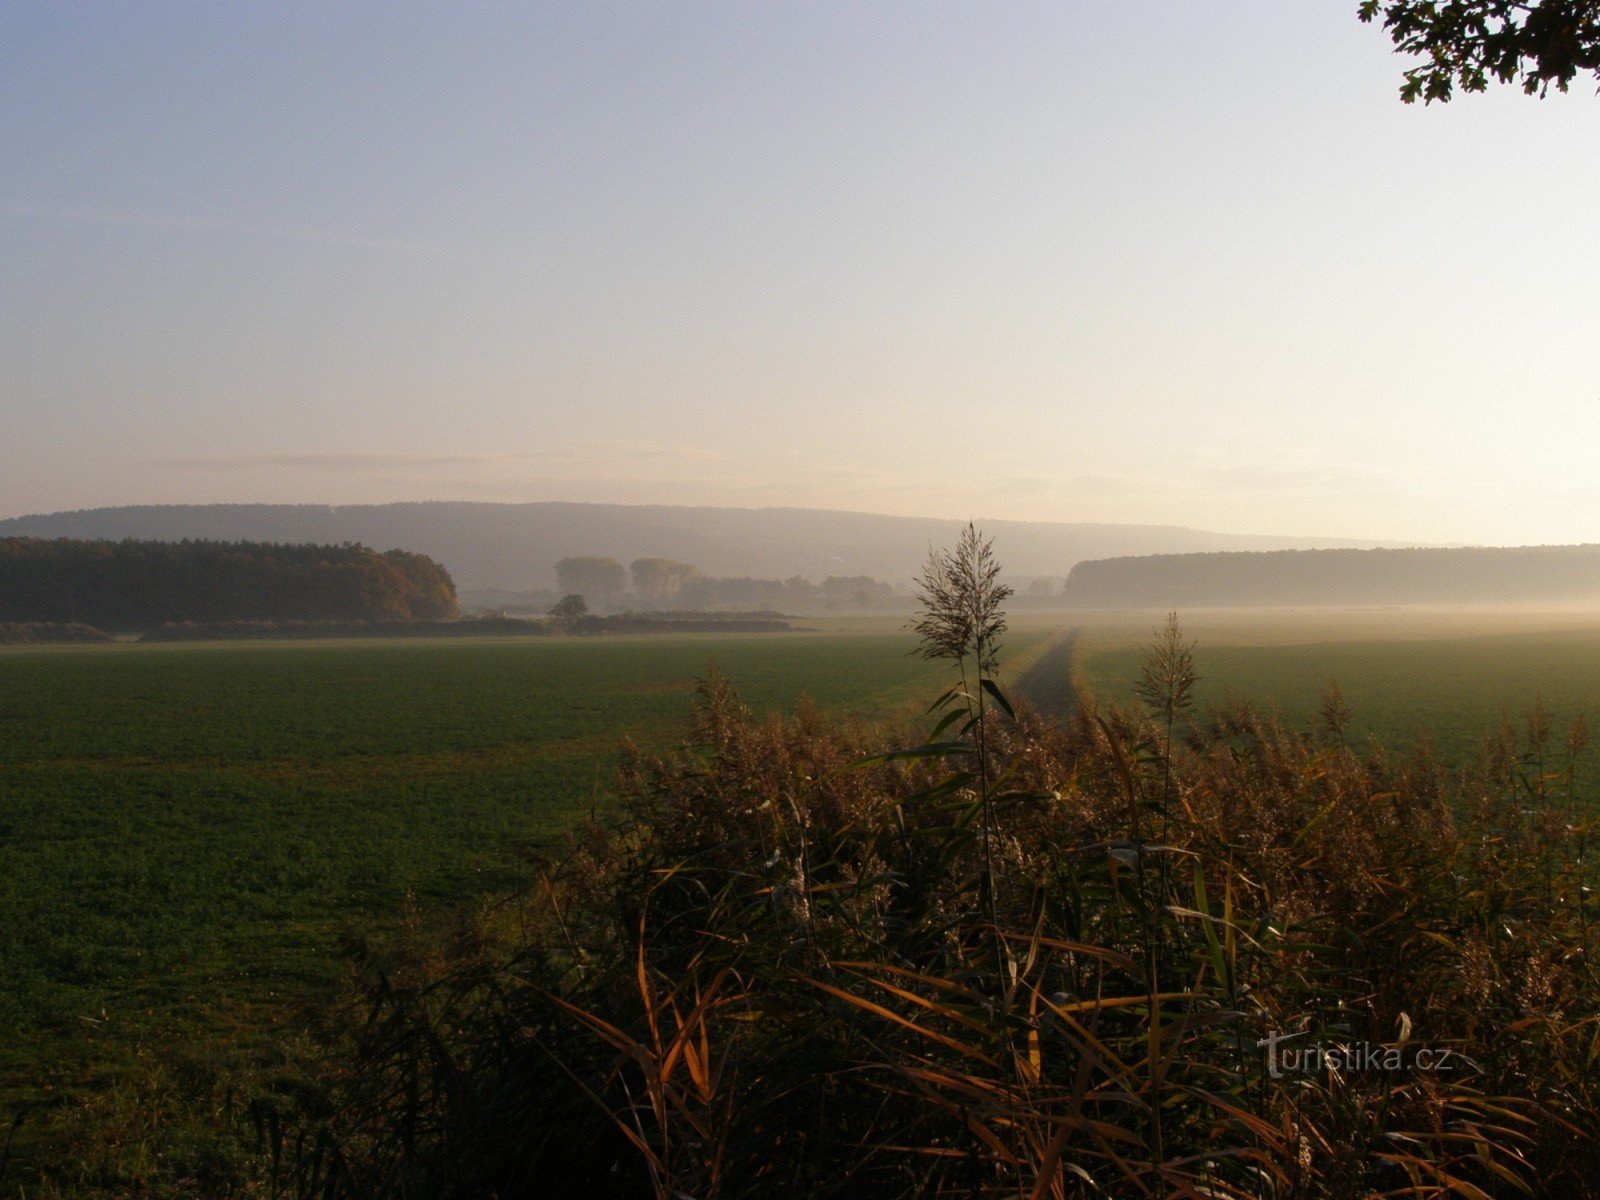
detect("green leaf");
top-left (980, 677), bottom-right (1016, 720)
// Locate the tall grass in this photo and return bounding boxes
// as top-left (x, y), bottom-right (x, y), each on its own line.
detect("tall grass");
top-left (278, 536), bottom-right (1599, 1199)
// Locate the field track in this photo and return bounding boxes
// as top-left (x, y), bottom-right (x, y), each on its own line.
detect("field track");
top-left (1015, 628), bottom-right (1079, 718)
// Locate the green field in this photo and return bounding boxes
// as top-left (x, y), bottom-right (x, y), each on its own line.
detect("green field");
top-left (0, 624), bottom-right (1065, 1189)
top-left (12, 609), bottom-right (1598, 1192)
top-left (1075, 609), bottom-right (1600, 791)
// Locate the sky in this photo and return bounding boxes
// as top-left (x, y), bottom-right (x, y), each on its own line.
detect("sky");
top-left (3, 2), bottom-right (1597, 545)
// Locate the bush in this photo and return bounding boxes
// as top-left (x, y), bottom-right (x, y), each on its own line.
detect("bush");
top-left (280, 537), bottom-right (1599, 1199)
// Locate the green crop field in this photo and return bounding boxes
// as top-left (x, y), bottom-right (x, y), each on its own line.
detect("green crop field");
top-left (0, 624), bottom-right (1060, 1191)
top-left (19, 609), bottom-right (1594, 1193)
top-left (1074, 609), bottom-right (1600, 793)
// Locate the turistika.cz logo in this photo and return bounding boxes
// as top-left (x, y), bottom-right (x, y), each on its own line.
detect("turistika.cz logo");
top-left (1257, 1029), bottom-right (1460, 1079)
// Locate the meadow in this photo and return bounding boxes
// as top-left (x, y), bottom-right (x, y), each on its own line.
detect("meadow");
top-left (1073, 608), bottom-right (1600, 790)
top-left (0, 625), bottom-right (1057, 1191)
top-left (8, 608), bottom-right (1600, 1194)
top-left (286, 596), bottom-right (1600, 1199)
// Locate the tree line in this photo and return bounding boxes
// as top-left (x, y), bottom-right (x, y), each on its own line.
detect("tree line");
top-left (0, 538), bottom-right (458, 629)
top-left (555, 555), bottom-right (897, 610)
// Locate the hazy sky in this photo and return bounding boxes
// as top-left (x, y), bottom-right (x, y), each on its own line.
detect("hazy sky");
top-left (3, 3), bottom-right (1596, 543)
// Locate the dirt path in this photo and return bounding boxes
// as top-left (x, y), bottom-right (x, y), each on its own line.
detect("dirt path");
top-left (1013, 627), bottom-right (1079, 718)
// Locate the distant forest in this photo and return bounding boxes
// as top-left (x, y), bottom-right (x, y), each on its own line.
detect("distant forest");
top-left (0, 502), bottom-right (1390, 590)
top-left (1064, 545), bottom-right (1600, 607)
top-left (0, 538), bottom-right (458, 628)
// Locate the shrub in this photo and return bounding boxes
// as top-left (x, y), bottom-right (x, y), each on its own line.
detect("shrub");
top-left (280, 535), bottom-right (1599, 1199)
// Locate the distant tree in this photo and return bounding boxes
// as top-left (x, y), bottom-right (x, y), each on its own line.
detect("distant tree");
top-left (548, 593), bottom-right (588, 629)
top-left (554, 556), bottom-right (625, 603)
top-left (630, 558), bottom-right (698, 604)
top-left (675, 572), bottom-right (800, 611)
top-left (1360, 0), bottom-right (1600, 102)
top-left (1027, 577), bottom-right (1055, 598)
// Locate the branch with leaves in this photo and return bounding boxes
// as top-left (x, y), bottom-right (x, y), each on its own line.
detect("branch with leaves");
top-left (1360, 0), bottom-right (1600, 103)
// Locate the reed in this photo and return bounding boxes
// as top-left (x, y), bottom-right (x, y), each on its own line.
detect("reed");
top-left (282, 535), bottom-right (1600, 1199)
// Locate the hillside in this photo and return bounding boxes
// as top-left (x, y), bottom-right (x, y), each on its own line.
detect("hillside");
top-left (1063, 544), bottom-right (1600, 607)
top-left (0, 502), bottom-right (1394, 591)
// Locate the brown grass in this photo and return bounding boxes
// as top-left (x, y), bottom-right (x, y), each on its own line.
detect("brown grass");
top-left (276, 631), bottom-right (1599, 1198)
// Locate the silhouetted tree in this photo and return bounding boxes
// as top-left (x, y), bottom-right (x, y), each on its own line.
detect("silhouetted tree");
top-left (548, 593), bottom-right (589, 629)
top-left (1360, 0), bottom-right (1600, 102)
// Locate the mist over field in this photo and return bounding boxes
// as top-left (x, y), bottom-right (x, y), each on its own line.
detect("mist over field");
top-left (0, 500), bottom-right (1398, 592)
top-left (1063, 544), bottom-right (1600, 607)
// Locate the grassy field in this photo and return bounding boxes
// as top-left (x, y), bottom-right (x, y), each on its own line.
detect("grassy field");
top-left (16, 607), bottom-right (1592, 1192)
top-left (0, 624), bottom-right (1061, 1191)
top-left (1074, 608), bottom-right (1600, 791)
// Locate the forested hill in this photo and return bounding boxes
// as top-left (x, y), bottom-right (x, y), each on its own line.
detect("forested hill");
top-left (0, 502), bottom-right (1391, 589)
top-left (0, 539), bottom-right (458, 629)
top-left (1063, 545), bottom-right (1600, 607)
